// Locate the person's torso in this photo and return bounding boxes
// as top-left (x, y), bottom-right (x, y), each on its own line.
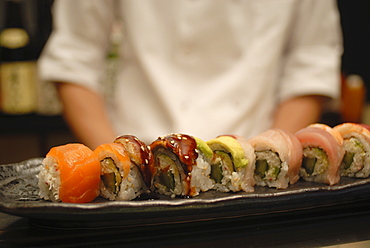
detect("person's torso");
top-left (112, 0), bottom-right (298, 142)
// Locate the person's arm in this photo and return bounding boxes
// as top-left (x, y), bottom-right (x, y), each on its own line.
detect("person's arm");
top-left (57, 82), bottom-right (117, 149)
top-left (38, 0), bottom-right (118, 148)
top-left (271, 95), bottom-right (326, 134)
top-left (273, 1), bottom-right (342, 134)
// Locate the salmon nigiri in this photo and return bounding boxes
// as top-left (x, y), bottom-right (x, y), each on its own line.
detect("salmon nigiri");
top-left (94, 142), bottom-right (148, 201)
top-left (38, 143), bottom-right (101, 203)
top-left (295, 123), bottom-right (345, 185)
top-left (334, 123), bottom-right (370, 178)
top-left (247, 128), bottom-right (302, 189)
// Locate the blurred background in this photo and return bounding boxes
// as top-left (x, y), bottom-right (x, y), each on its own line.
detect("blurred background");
top-left (0, 0), bottom-right (369, 164)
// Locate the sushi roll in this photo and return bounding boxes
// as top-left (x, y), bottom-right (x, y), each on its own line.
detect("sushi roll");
top-left (334, 123), bottom-right (370, 177)
top-left (247, 129), bottom-right (302, 189)
top-left (114, 135), bottom-right (155, 189)
top-left (206, 135), bottom-right (255, 192)
top-left (149, 133), bottom-right (214, 197)
top-left (94, 143), bottom-right (147, 201)
top-left (38, 143), bottom-right (101, 203)
top-left (295, 123), bottom-right (344, 185)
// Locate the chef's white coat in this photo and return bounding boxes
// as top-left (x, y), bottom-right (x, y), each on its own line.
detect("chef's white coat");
top-left (39, 0), bottom-right (342, 143)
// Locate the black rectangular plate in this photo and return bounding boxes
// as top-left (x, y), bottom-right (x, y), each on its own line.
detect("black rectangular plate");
top-left (1, 158), bottom-right (370, 228)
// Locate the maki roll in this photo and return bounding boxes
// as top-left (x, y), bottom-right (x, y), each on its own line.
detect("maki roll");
top-left (94, 143), bottom-right (147, 201)
top-left (247, 129), bottom-right (302, 189)
top-left (295, 123), bottom-right (344, 185)
top-left (38, 143), bottom-right (101, 203)
top-left (149, 133), bottom-right (214, 197)
top-left (206, 135), bottom-right (255, 192)
top-left (114, 134), bottom-right (155, 189)
top-left (334, 123), bottom-right (370, 177)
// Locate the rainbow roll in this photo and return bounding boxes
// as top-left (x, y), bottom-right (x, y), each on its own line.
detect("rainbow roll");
top-left (248, 129), bottom-right (302, 189)
top-left (295, 124), bottom-right (344, 185)
top-left (334, 123), bottom-right (370, 178)
top-left (206, 135), bottom-right (255, 192)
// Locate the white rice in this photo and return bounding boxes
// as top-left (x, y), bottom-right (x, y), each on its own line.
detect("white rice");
top-left (229, 170), bottom-right (245, 192)
top-left (116, 164), bottom-right (147, 200)
top-left (37, 157), bottom-right (61, 202)
top-left (341, 137), bottom-right (368, 177)
top-left (300, 147), bottom-right (329, 183)
top-left (254, 151), bottom-right (289, 189)
top-left (211, 156), bottom-right (232, 192)
top-left (100, 161), bottom-right (147, 201)
top-left (190, 155), bottom-right (213, 196)
top-left (99, 181), bottom-right (116, 200)
top-left (153, 152), bottom-right (214, 197)
top-left (211, 157), bottom-right (249, 192)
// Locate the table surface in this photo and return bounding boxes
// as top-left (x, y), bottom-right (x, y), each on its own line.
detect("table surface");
top-left (1, 205), bottom-right (370, 248)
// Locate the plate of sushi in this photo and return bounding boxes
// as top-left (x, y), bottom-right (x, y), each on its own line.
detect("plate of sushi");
top-left (2, 122), bottom-right (370, 227)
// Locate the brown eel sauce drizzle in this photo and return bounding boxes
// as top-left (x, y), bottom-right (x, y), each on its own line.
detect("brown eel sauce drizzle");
top-left (114, 134), bottom-right (154, 188)
top-left (149, 133), bottom-right (199, 196)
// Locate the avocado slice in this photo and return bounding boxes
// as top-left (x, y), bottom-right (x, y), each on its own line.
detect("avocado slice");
top-left (207, 136), bottom-right (248, 169)
top-left (215, 150), bottom-right (234, 172)
top-left (194, 136), bottom-right (214, 160)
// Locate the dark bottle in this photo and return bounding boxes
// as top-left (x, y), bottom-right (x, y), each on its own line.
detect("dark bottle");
top-left (0, 0), bottom-right (39, 114)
